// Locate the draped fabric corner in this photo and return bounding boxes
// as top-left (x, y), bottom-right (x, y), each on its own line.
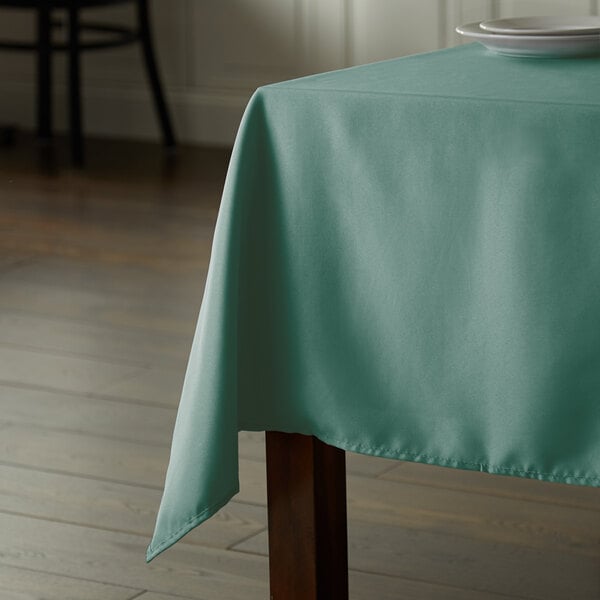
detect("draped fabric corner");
top-left (148, 44), bottom-right (600, 561)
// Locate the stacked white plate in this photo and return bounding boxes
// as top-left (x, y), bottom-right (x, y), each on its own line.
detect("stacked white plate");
top-left (456, 16), bottom-right (600, 58)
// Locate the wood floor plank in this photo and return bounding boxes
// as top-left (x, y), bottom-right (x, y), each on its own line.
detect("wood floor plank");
top-left (0, 280), bottom-right (199, 335)
top-left (0, 339), bottom-right (186, 411)
top-left (0, 464), bottom-right (266, 551)
top-left (344, 521), bottom-right (599, 600)
top-left (0, 311), bottom-right (192, 369)
top-left (1, 256), bottom-right (207, 298)
top-left (0, 564), bottom-right (140, 600)
top-left (0, 513), bottom-right (517, 600)
top-left (0, 384), bottom-right (176, 446)
top-left (345, 452), bottom-right (399, 478)
top-left (346, 474), bottom-right (600, 557)
top-left (0, 253), bottom-right (32, 271)
top-left (383, 462), bottom-right (600, 512)
top-left (0, 513), bottom-right (269, 600)
top-left (349, 570), bottom-right (519, 600)
top-left (98, 367), bottom-right (186, 407)
top-left (234, 459), bottom-right (600, 557)
top-left (134, 595), bottom-right (195, 600)
top-left (0, 423), bottom-right (168, 488)
top-left (0, 346), bottom-right (144, 396)
top-left (0, 186), bottom-right (219, 220)
top-left (139, 572), bottom-right (519, 600)
top-left (0, 148), bottom-right (228, 211)
top-left (0, 422), bottom-right (266, 495)
top-left (232, 523), bottom-right (599, 600)
top-left (0, 208), bottom-right (215, 270)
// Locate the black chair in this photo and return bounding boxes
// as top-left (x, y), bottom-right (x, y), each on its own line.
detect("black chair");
top-left (0, 0), bottom-right (176, 165)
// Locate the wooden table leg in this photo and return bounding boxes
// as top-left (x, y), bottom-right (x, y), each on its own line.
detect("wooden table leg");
top-left (265, 431), bottom-right (349, 600)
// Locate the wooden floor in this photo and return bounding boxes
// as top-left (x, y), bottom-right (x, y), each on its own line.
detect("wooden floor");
top-left (0, 135), bottom-right (598, 600)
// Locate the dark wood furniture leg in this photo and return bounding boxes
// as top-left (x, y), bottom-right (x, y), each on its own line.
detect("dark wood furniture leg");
top-left (265, 431), bottom-right (349, 600)
top-left (136, 0), bottom-right (176, 149)
top-left (67, 2), bottom-right (83, 166)
top-left (36, 3), bottom-right (52, 141)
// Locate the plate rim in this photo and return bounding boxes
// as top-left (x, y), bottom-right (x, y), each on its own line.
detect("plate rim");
top-left (479, 15), bottom-right (600, 36)
top-left (455, 21), bottom-right (600, 58)
top-left (456, 21), bottom-right (600, 41)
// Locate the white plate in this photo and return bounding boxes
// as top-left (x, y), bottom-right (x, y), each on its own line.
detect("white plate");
top-left (480, 15), bottom-right (600, 36)
top-left (455, 22), bottom-right (600, 58)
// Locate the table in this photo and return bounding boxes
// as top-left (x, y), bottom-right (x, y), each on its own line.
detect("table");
top-left (147, 43), bottom-right (600, 598)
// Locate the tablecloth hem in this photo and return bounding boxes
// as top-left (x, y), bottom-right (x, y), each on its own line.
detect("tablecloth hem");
top-left (145, 484), bottom-right (240, 563)
top-left (250, 427), bottom-right (600, 488)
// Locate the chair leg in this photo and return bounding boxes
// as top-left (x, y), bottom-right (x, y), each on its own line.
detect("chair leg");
top-left (36, 4), bottom-right (52, 141)
top-left (67, 2), bottom-right (84, 166)
top-left (136, 0), bottom-right (176, 148)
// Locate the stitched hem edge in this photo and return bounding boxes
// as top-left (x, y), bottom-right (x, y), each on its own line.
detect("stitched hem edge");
top-left (146, 485), bottom-right (239, 563)
top-left (241, 424), bottom-right (600, 487)
top-left (147, 430), bottom-right (600, 562)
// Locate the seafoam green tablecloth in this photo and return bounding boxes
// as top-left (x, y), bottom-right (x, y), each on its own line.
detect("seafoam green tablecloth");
top-left (147, 43), bottom-right (600, 561)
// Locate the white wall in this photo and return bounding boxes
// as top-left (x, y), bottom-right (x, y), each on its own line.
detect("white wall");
top-left (0, 0), bottom-right (597, 146)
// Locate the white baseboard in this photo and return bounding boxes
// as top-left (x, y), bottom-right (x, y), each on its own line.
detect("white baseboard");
top-left (0, 81), bottom-right (251, 147)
